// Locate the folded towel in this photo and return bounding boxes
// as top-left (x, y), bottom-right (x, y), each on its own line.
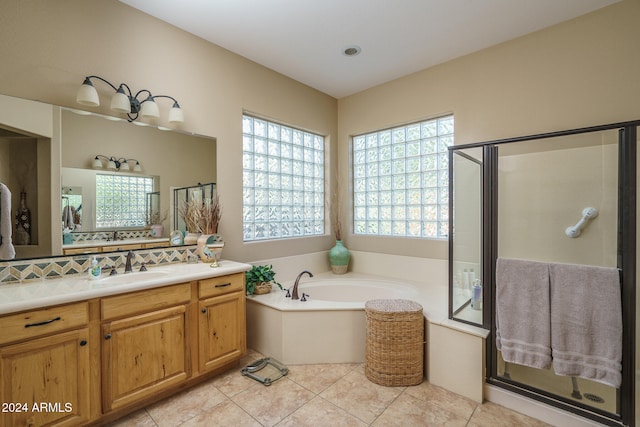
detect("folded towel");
top-left (549, 263), bottom-right (622, 388)
top-left (0, 183), bottom-right (16, 259)
top-left (496, 258), bottom-right (551, 369)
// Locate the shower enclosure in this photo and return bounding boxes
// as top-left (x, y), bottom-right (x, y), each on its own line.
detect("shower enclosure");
top-left (449, 121), bottom-right (638, 426)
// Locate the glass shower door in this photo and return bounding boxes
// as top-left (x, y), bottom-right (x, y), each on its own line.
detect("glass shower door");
top-left (494, 128), bottom-right (621, 417)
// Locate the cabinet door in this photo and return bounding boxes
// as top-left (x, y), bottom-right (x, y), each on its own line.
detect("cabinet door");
top-left (102, 305), bottom-right (189, 412)
top-left (0, 329), bottom-right (90, 427)
top-left (198, 291), bottom-right (246, 372)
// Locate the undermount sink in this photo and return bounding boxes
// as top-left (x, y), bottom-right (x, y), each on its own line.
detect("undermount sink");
top-left (96, 269), bottom-right (170, 285)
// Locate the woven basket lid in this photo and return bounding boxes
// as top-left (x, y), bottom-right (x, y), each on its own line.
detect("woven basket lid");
top-left (365, 299), bottom-right (422, 313)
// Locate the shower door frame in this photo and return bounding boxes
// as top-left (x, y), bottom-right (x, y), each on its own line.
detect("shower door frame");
top-left (451, 120), bottom-right (638, 427)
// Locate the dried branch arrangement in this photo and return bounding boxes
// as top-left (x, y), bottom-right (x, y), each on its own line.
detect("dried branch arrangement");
top-left (179, 195), bottom-right (222, 234)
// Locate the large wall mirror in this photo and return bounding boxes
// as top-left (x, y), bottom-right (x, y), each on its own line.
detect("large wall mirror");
top-left (0, 93), bottom-right (217, 261)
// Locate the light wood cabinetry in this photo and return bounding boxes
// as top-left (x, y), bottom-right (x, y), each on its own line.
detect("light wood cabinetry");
top-left (0, 303), bottom-right (90, 427)
top-left (0, 271), bottom-right (246, 425)
top-left (198, 274), bottom-right (246, 372)
top-left (62, 240), bottom-right (169, 255)
top-left (100, 284), bottom-right (191, 412)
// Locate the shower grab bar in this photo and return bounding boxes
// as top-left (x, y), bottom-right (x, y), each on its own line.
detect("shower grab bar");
top-left (565, 207), bottom-right (598, 238)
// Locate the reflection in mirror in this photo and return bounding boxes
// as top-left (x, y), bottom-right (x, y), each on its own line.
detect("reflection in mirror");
top-left (450, 147), bottom-right (483, 325)
top-left (0, 93), bottom-right (217, 261)
top-left (61, 168), bottom-right (159, 231)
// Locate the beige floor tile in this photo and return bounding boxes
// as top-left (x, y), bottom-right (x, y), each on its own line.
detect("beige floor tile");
top-left (106, 408), bottom-right (157, 426)
top-left (404, 379), bottom-right (477, 420)
top-left (287, 363), bottom-right (359, 394)
top-left (210, 365), bottom-right (258, 397)
top-left (180, 399), bottom-right (262, 427)
top-left (278, 396), bottom-right (368, 427)
top-left (372, 392), bottom-right (469, 427)
top-left (320, 370), bottom-right (404, 424)
top-left (231, 377), bottom-right (315, 427)
top-left (468, 401), bottom-right (551, 427)
top-left (146, 381), bottom-right (227, 427)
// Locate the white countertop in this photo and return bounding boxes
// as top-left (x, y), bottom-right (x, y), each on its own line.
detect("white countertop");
top-left (0, 260), bottom-right (251, 315)
top-left (62, 237), bottom-right (170, 249)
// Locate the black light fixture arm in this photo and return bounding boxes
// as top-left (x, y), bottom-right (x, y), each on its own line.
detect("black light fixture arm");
top-left (149, 94), bottom-right (182, 108)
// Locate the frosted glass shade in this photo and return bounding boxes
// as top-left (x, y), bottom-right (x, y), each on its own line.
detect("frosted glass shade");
top-left (93, 156), bottom-right (102, 168)
top-left (168, 104), bottom-right (184, 123)
top-left (140, 99), bottom-right (160, 119)
top-left (107, 159), bottom-right (117, 170)
top-left (119, 161), bottom-right (130, 171)
top-left (76, 81), bottom-right (99, 107)
top-left (133, 161), bottom-right (142, 172)
top-left (110, 91), bottom-right (131, 113)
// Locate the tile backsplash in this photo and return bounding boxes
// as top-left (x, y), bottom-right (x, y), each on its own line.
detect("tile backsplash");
top-left (0, 246), bottom-right (197, 284)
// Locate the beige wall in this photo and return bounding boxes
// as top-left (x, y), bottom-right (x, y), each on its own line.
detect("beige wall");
top-left (0, 0), bottom-right (338, 262)
top-left (338, 0), bottom-right (640, 259)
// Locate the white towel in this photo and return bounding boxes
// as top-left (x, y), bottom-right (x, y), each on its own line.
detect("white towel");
top-left (0, 183), bottom-right (16, 259)
top-left (549, 263), bottom-right (622, 388)
top-left (496, 258), bottom-right (552, 369)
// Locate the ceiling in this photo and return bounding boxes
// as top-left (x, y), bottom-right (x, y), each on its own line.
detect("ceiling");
top-left (120, 0), bottom-right (620, 99)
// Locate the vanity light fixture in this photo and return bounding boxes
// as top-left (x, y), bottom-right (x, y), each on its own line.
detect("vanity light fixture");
top-left (76, 75), bottom-right (184, 123)
top-left (93, 155), bottom-right (142, 172)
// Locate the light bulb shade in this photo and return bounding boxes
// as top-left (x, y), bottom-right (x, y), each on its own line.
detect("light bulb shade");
top-left (140, 99), bottom-right (160, 119)
top-left (119, 160), bottom-right (130, 171)
top-left (107, 159), bottom-right (117, 170)
top-left (168, 104), bottom-right (184, 123)
top-left (110, 89), bottom-right (131, 113)
top-left (93, 156), bottom-right (102, 169)
top-left (133, 161), bottom-right (142, 172)
top-left (76, 79), bottom-right (100, 107)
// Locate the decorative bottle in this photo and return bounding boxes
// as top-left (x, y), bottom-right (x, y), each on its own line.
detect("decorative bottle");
top-left (329, 240), bottom-right (351, 274)
top-left (14, 191), bottom-right (31, 245)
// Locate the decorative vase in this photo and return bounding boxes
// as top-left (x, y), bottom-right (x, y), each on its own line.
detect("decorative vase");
top-left (14, 191), bottom-right (31, 245)
top-left (150, 224), bottom-right (164, 237)
top-left (329, 239), bottom-right (350, 274)
top-left (184, 232), bottom-right (201, 245)
top-left (196, 234), bottom-right (224, 266)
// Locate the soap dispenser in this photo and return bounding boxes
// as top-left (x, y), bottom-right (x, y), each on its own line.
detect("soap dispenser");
top-left (88, 256), bottom-right (101, 280)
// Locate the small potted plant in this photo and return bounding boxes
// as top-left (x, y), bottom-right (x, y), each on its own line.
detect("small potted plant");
top-left (245, 264), bottom-right (282, 295)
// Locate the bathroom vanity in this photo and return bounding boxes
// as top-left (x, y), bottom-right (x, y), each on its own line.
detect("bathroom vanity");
top-left (0, 260), bottom-right (250, 426)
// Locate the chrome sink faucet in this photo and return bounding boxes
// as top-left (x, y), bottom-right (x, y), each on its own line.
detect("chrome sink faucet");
top-left (291, 270), bottom-right (313, 300)
top-left (124, 250), bottom-right (135, 273)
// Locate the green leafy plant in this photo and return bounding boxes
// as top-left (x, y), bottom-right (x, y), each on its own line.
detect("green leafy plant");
top-left (245, 264), bottom-right (282, 295)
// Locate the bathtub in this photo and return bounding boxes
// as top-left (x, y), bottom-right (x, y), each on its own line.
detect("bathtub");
top-left (246, 273), bottom-right (447, 365)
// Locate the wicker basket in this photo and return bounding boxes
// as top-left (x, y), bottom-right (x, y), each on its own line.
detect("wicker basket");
top-left (253, 282), bottom-right (273, 295)
top-left (365, 299), bottom-right (424, 386)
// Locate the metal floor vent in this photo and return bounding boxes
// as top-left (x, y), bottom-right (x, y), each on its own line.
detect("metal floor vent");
top-left (241, 357), bottom-right (288, 386)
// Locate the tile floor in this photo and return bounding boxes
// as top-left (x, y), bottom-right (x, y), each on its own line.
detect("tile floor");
top-left (108, 349), bottom-right (549, 427)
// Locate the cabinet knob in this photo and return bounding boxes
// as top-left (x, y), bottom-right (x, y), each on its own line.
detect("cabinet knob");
top-left (79, 340), bottom-right (87, 346)
top-left (201, 308), bottom-right (207, 314)
top-left (104, 333), bottom-right (112, 340)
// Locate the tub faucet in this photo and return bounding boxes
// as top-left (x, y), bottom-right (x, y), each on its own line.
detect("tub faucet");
top-left (292, 270), bottom-right (313, 300)
top-left (124, 250), bottom-right (135, 273)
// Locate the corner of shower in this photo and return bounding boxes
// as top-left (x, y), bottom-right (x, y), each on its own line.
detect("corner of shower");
top-left (448, 121), bottom-right (639, 427)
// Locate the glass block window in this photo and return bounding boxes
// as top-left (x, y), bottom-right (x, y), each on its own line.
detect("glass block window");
top-left (95, 174), bottom-right (154, 228)
top-left (353, 115), bottom-right (453, 239)
top-left (242, 114), bottom-right (325, 241)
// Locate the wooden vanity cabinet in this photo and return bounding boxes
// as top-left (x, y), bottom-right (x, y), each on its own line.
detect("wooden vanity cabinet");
top-left (197, 273), bottom-right (246, 372)
top-left (0, 302), bottom-right (91, 427)
top-left (100, 283), bottom-right (191, 412)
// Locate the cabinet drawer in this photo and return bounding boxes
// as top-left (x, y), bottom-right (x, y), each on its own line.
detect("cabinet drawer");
top-left (0, 302), bottom-right (89, 345)
top-left (101, 283), bottom-right (191, 320)
top-left (198, 273), bottom-right (244, 299)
